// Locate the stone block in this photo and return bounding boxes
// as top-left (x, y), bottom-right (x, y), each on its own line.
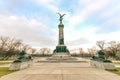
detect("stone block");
top-left (90, 60), bottom-right (115, 70)
top-left (9, 60), bottom-right (33, 70)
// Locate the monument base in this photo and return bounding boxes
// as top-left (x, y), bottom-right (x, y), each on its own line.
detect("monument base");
top-left (90, 60), bottom-right (116, 70)
top-left (53, 45), bottom-right (69, 53)
top-left (38, 53), bottom-right (87, 62)
top-left (9, 60), bottom-right (33, 70)
top-left (47, 53), bottom-right (75, 60)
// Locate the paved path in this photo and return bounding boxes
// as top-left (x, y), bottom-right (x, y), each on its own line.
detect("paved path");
top-left (0, 59), bottom-right (120, 80)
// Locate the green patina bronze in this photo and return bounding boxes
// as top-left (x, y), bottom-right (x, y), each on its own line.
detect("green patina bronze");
top-left (91, 50), bottom-right (111, 63)
top-left (53, 46), bottom-right (69, 53)
top-left (13, 51), bottom-right (32, 63)
top-left (59, 38), bottom-right (64, 44)
top-left (57, 13), bottom-right (66, 24)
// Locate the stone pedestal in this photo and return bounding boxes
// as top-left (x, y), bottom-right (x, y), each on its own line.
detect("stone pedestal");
top-left (9, 51), bottom-right (33, 70)
top-left (48, 53), bottom-right (75, 60)
top-left (9, 60), bottom-right (33, 70)
top-left (90, 60), bottom-right (116, 70)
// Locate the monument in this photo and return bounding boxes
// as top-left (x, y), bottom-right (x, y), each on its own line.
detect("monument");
top-left (47, 13), bottom-right (73, 60)
top-left (38, 13), bottom-right (86, 62)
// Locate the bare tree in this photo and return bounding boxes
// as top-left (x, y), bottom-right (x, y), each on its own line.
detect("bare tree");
top-left (0, 36), bottom-right (10, 59)
top-left (0, 37), bottom-right (23, 59)
top-left (13, 39), bottom-right (23, 51)
top-left (22, 44), bottom-right (31, 52)
top-left (39, 48), bottom-right (52, 56)
top-left (70, 49), bottom-right (77, 55)
top-left (8, 39), bottom-right (23, 58)
top-left (30, 48), bottom-right (36, 54)
top-left (108, 41), bottom-right (120, 58)
top-left (0, 36), bottom-right (33, 60)
top-left (79, 48), bottom-right (84, 56)
top-left (88, 47), bottom-right (97, 54)
top-left (96, 40), bottom-right (105, 50)
top-left (0, 36), bottom-right (9, 49)
top-left (0, 36), bottom-right (59, 59)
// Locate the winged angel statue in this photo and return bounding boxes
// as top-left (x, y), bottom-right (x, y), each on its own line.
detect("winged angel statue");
top-left (57, 13), bottom-right (66, 24)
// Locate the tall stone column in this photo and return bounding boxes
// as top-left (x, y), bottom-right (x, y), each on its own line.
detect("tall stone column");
top-left (58, 24), bottom-right (64, 45)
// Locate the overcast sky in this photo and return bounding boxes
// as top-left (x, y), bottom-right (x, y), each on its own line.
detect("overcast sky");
top-left (0, 0), bottom-right (120, 50)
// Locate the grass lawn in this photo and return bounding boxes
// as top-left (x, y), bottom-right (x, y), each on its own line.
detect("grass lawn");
top-left (114, 62), bottom-right (120, 64)
top-left (106, 68), bottom-right (120, 75)
top-left (0, 67), bottom-right (18, 77)
top-left (0, 62), bottom-right (11, 65)
top-left (0, 58), bottom-right (16, 61)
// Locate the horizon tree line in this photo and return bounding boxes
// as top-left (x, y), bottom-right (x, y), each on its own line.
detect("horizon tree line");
top-left (0, 36), bottom-right (120, 60)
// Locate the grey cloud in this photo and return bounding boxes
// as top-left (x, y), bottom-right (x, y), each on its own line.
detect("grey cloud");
top-left (0, 15), bottom-right (57, 48)
top-left (66, 37), bottom-right (91, 46)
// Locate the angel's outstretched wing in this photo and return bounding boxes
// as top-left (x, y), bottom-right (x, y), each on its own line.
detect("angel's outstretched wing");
top-left (57, 13), bottom-right (66, 18)
top-left (57, 13), bottom-right (61, 17)
top-left (61, 14), bottom-right (66, 17)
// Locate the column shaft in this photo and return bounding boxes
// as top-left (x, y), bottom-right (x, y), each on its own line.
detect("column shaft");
top-left (58, 24), bottom-right (64, 45)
